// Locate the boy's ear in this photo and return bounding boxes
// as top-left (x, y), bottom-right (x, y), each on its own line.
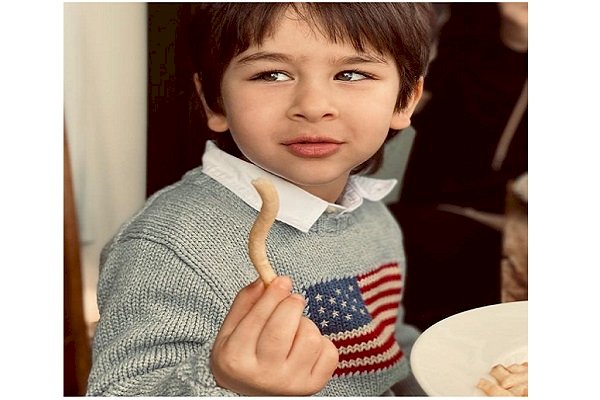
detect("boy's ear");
top-left (390, 77), bottom-right (424, 130)
top-left (193, 73), bottom-right (229, 132)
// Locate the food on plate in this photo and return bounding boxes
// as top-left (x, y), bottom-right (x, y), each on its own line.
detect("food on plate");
top-left (248, 178), bottom-right (279, 285)
top-left (477, 361), bottom-right (528, 396)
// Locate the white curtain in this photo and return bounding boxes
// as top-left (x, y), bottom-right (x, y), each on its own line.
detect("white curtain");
top-left (64, 3), bottom-right (147, 329)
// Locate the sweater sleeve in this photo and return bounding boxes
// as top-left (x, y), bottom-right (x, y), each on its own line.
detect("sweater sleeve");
top-left (86, 238), bottom-right (238, 396)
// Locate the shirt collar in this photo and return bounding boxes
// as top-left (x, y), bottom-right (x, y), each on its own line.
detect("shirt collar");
top-left (201, 141), bottom-right (396, 233)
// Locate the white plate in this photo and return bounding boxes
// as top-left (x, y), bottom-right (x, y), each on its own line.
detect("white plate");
top-left (410, 301), bottom-right (528, 396)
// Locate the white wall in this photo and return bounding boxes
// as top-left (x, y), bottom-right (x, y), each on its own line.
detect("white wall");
top-left (64, 3), bottom-right (147, 331)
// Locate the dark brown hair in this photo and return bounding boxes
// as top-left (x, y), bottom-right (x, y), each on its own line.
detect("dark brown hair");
top-left (189, 2), bottom-right (435, 174)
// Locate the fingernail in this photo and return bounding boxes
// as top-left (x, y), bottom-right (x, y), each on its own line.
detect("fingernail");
top-left (250, 277), bottom-right (263, 287)
top-left (273, 276), bottom-right (293, 292)
top-left (290, 293), bottom-right (306, 304)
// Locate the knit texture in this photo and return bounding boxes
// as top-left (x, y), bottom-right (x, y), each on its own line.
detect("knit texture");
top-left (86, 167), bottom-right (413, 396)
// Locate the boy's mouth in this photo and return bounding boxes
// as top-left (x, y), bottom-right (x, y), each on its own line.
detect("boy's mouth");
top-left (282, 136), bottom-right (343, 158)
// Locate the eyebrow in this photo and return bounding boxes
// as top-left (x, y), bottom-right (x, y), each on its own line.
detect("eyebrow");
top-left (337, 54), bottom-right (389, 65)
top-left (234, 51), bottom-right (388, 66)
top-left (236, 52), bottom-right (293, 65)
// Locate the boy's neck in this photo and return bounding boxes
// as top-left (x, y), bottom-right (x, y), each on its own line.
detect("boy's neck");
top-left (295, 176), bottom-right (349, 204)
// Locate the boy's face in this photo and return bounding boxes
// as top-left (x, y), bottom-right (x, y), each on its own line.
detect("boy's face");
top-left (203, 10), bottom-right (421, 202)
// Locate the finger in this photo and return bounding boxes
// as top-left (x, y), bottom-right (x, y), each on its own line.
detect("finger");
top-left (227, 276), bottom-right (293, 347)
top-left (255, 293), bottom-right (305, 361)
top-left (287, 318), bottom-right (338, 393)
top-left (287, 317), bottom-right (327, 366)
top-left (309, 337), bottom-right (339, 383)
top-left (217, 279), bottom-right (265, 340)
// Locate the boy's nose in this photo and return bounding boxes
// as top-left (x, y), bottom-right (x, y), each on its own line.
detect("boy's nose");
top-left (286, 81), bottom-right (339, 122)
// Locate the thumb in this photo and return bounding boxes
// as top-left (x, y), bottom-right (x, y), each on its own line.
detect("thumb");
top-left (217, 279), bottom-right (265, 339)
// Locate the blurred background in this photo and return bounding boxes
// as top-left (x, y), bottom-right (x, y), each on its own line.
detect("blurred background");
top-left (64, 3), bottom-right (147, 396)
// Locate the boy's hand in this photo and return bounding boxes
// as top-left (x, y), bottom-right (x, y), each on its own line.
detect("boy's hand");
top-left (210, 276), bottom-right (339, 395)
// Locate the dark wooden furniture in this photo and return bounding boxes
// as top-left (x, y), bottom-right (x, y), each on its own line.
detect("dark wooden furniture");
top-left (64, 129), bottom-right (92, 395)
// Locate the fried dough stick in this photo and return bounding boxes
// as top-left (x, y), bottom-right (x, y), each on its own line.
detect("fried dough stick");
top-left (491, 363), bottom-right (528, 389)
top-left (477, 362), bottom-right (528, 397)
top-left (248, 178), bottom-right (279, 285)
top-left (477, 378), bottom-right (513, 396)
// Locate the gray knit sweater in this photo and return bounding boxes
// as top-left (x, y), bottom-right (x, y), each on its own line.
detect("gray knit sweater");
top-left (86, 167), bottom-right (413, 396)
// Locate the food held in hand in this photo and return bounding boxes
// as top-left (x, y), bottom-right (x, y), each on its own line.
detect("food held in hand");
top-left (248, 178), bottom-right (279, 285)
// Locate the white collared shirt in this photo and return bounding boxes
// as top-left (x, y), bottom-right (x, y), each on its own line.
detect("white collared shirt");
top-left (201, 141), bottom-right (396, 233)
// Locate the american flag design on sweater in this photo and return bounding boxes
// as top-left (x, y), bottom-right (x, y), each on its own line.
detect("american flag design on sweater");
top-left (303, 262), bottom-right (404, 377)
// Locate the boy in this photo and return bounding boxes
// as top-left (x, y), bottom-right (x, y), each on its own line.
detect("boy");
top-left (87, 3), bottom-right (434, 396)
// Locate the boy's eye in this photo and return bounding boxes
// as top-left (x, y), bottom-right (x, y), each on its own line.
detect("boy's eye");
top-left (335, 70), bottom-right (371, 81)
top-left (251, 71), bottom-right (291, 82)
